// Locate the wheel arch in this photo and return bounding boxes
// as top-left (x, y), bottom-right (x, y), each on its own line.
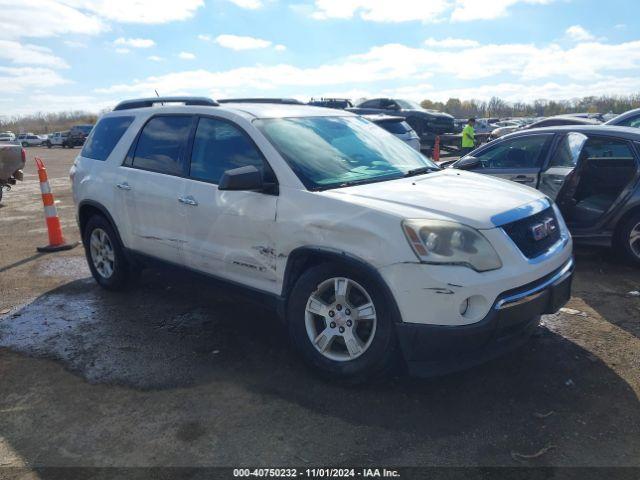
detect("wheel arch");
top-left (78, 200), bottom-right (126, 249)
top-left (280, 247), bottom-right (402, 324)
top-left (613, 201), bottom-right (640, 240)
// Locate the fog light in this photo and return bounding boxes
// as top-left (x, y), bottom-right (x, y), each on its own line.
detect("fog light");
top-left (459, 298), bottom-right (470, 316)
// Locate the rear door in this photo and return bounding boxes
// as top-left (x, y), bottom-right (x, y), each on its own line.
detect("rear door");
top-left (180, 115), bottom-right (279, 293)
top-left (459, 133), bottom-right (553, 186)
top-left (118, 114), bottom-right (195, 263)
top-left (539, 132), bottom-right (587, 200)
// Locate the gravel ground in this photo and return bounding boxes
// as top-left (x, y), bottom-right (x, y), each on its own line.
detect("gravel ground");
top-left (0, 147), bottom-right (638, 474)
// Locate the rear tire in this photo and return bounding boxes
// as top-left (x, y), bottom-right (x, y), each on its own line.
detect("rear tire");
top-left (616, 212), bottom-right (640, 266)
top-left (287, 262), bottom-right (398, 383)
top-left (83, 215), bottom-right (138, 290)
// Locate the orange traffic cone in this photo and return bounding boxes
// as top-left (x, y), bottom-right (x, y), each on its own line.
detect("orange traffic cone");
top-left (35, 157), bottom-right (78, 253)
top-left (433, 135), bottom-right (441, 162)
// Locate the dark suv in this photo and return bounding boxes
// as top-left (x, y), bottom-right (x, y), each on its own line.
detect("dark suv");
top-left (347, 98), bottom-right (455, 150)
top-left (67, 124), bottom-right (94, 147)
top-left (449, 125), bottom-right (640, 264)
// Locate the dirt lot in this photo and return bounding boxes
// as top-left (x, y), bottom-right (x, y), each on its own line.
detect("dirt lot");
top-left (0, 147), bottom-right (639, 473)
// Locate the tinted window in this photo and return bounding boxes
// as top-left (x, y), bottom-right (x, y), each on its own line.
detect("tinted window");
top-left (549, 132), bottom-right (588, 168)
top-left (189, 117), bottom-right (264, 183)
top-left (615, 114), bottom-right (640, 128)
top-left (133, 116), bottom-right (193, 175)
top-left (82, 116), bottom-right (133, 161)
top-left (377, 120), bottom-right (411, 134)
top-left (359, 99), bottom-right (380, 108)
top-left (473, 135), bottom-right (551, 169)
top-left (582, 137), bottom-right (634, 161)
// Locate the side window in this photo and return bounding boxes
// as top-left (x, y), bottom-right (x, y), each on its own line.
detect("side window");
top-left (473, 135), bottom-right (551, 169)
top-left (82, 116), bottom-right (134, 161)
top-left (549, 132), bottom-right (588, 168)
top-left (380, 99), bottom-right (395, 110)
top-left (132, 116), bottom-right (193, 175)
top-left (189, 117), bottom-right (264, 184)
top-left (360, 99), bottom-right (380, 109)
top-left (582, 137), bottom-right (634, 161)
top-left (616, 114), bottom-right (640, 128)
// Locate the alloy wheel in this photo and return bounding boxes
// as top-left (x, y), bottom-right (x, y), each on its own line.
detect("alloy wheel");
top-left (90, 228), bottom-right (115, 278)
top-left (629, 221), bottom-right (640, 260)
top-left (304, 277), bottom-right (377, 362)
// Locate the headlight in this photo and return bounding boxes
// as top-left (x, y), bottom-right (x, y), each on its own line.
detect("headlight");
top-left (402, 219), bottom-right (502, 272)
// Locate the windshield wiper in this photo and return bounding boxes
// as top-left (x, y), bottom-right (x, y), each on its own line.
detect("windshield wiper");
top-left (403, 166), bottom-right (440, 178)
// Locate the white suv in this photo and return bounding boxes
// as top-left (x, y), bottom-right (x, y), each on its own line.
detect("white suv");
top-left (71, 97), bottom-right (574, 381)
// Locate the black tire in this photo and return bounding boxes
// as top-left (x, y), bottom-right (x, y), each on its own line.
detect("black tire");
top-left (287, 262), bottom-right (398, 383)
top-left (616, 212), bottom-right (640, 266)
top-left (46, 141), bottom-right (52, 149)
top-left (21, 142), bottom-right (28, 147)
top-left (83, 215), bottom-right (138, 290)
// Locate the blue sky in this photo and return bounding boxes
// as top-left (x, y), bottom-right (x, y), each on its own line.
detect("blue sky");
top-left (1, 0), bottom-right (640, 116)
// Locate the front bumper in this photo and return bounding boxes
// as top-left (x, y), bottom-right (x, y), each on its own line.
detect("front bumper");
top-left (395, 258), bottom-right (574, 377)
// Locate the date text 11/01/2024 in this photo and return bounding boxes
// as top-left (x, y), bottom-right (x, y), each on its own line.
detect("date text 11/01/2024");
top-left (233, 468), bottom-right (401, 478)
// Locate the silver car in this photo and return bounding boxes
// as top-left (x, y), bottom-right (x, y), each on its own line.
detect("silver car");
top-left (362, 114), bottom-right (421, 151)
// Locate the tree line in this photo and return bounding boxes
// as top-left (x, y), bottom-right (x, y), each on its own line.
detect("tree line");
top-left (420, 94), bottom-right (640, 119)
top-left (0, 111), bottom-right (98, 134)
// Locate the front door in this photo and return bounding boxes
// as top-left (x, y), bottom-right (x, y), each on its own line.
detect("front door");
top-left (539, 132), bottom-right (587, 200)
top-left (180, 116), bottom-right (279, 294)
top-left (461, 133), bottom-right (553, 186)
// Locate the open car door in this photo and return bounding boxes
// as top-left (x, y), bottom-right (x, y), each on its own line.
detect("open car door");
top-left (539, 132), bottom-right (587, 201)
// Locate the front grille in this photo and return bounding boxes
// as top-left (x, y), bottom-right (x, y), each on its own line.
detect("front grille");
top-left (501, 207), bottom-right (561, 259)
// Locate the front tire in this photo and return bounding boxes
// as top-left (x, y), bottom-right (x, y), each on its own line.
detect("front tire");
top-left (46, 141), bottom-right (52, 148)
top-left (83, 215), bottom-right (137, 290)
top-left (617, 212), bottom-right (640, 266)
top-left (287, 263), bottom-right (398, 382)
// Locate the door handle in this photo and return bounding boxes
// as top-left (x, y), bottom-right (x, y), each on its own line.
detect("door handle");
top-left (115, 182), bottom-right (131, 190)
top-left (511, 175), bottom-right (534, 183)
top-left (178, 196), bottom-right (198, 206)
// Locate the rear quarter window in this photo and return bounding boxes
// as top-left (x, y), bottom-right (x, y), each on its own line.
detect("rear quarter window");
top-left (82, 116), bottom-right (134, 161)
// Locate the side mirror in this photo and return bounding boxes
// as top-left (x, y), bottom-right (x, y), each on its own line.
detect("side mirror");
top-left (218, 165), bottom-right (264, 191)
top-left (455, 156), bottom-right (481, 170)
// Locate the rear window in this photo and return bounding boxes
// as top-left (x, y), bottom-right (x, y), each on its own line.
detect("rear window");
top-left (376, 120), bottom-right (412, 134)
top-left (82, 116), bottom-right (134, 161)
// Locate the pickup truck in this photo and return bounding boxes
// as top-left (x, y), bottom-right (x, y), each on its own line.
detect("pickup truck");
top-left (0, 144), bottom-right (25, 202)
top-left (347, 98), bottom-right (455, 153)
top-left (45, 131), bottom-right (72, 148)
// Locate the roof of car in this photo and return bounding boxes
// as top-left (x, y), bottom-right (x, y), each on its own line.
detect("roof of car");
top-left (361, 114), bottom-right (405, 122)
top-left (501, 124), bottom-right (640, 141)
top-left (605, 108), bottom-right (640, 125)
top-left (106, 100), bottom-right (355, 120)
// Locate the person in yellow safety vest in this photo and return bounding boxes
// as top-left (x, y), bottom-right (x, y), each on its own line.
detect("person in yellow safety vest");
top-left (461, 117), bottom-right (476, 157)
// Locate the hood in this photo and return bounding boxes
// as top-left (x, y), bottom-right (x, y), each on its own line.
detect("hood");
top-left (406, 109), bottom-right (454, 121)
top-left (322, 169), bottom-right (548, 230)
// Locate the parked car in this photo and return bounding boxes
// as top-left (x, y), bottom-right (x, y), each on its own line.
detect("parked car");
top-left (523, 115), bottom-right (601, 129)
top-left (308, 98), bottom-right (354, 109)
top-left (0, 143), bottom-right (25, 202)
top-left (67, 124), bottom-right (94, 147)
top-left (449, 125), bottom-right (640, 264)
top-left (0, 132), bottom-right (16, 143)
top-left (45, 131), bottom-right (72, 148)
top-left (348, 98), bottom-right (455, 151)
top-left (16, 133), bottom-right (44, 147)
top-left (490, 120), bottom-right (522, 138)
top-left (605, 108), bottom-right (640, 128)
top-left (71, 96), bottom-right (573, 381)
top-left (362, 114), bottom-right (421, 151)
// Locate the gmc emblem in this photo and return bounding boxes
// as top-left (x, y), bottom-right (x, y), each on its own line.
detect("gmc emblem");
top-left (530, 218), bottom-right (557, 241)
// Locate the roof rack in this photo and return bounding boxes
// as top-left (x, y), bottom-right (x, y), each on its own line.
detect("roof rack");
top-left (113, 96), bottom-right (219, 111)
top-left (217, 98), bottom-right (304, 105)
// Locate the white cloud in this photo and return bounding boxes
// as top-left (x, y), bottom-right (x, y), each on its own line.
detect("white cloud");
top-left (198, 34), bottom-right (212, 41)
top-left (62, 0), bottom-right (204, 24)
top-left (4, 94), bottom-right (117, 115)
top-left (226, 0), bottom-right (263, 9)
top-left (0, 40), bottom-right (69, 68)
top-left (0, 67), bottom-right (70, 94)
top-left (275, 44), bottom-right (287, 51)
top-left (310, 0), bottom-right (450, 22)
top-left (114, 37), bottom-right (155, 48)
top-left (215, 34), bottom-right (272, 50)
top-left (424, 37), bottom-right (480, 48)
top-left (178, 52), bottom-right (196, 60)
top-left (148, 55), bottom-right (164, 62)
top-left (0, 0), bottom-right (105, 39)
top-left (115, 48), bottom-right (130, 54)
top-left (64, 40), bottom-right (88, 48)
top-left (96, 38), bottom-right (640, 100)
top-left (451, 0), bottom-right (554, 22)
top-left (309, 0), bottom-right (555, 22)
top-left (565, 25), bottom-right (595, 42)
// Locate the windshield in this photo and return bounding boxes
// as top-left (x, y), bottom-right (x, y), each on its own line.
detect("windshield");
top-left (395, 99), bottom-right (423, 110)
top-left (255, 116), bottom-right (437, 190)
